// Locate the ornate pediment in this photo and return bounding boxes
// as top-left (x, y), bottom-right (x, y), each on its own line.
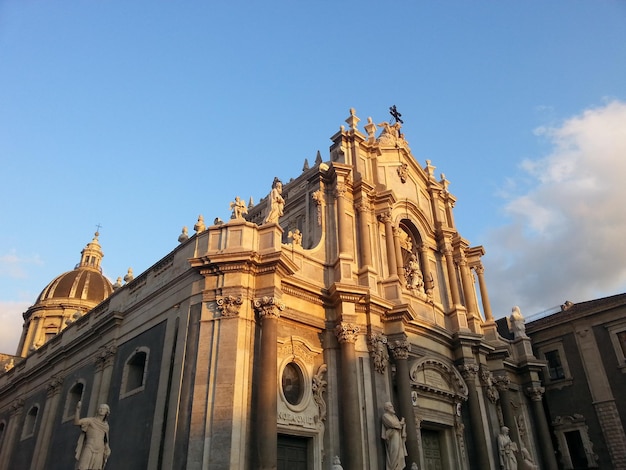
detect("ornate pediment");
top-left (409, 357), bottom-right (468, 401)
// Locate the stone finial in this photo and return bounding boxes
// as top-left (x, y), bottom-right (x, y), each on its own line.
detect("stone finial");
top-left (364, 117), bottom-right (377, 142)
top-left (315, 150), bottom-right (322, 165)
top-left (178, 226), bottom-right (189, 243)
top-left (123, 268), bottom-right (134, 283)
top-left (229, 196), bottom-right (248, 220)
top-left (214, 217), bottom-right (224, 225)
top-left (248, 197), bottom-right (254, 209)
top-left (194, 214), bottom-right (206, 233)
top-left (302, 158), bottom-right (309, 171)
top-left (345, 108), bottom-right (360, 131)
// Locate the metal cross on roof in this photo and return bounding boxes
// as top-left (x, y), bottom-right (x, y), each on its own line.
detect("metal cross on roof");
top-left (389, 105), bottom-right (404, 124)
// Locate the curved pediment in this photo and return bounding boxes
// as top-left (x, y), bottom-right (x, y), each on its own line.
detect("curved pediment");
top-left (409, 357), bottom-right (468, 401)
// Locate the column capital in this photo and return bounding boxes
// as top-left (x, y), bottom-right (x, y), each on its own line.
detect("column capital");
top-left (493, 374), bottom-right (511, 392)
top-left (378, 211), bottom-right (393, 224)
top-left (473, 264), bottom-right (485, 275)
top-left (388, 338), bottom-right (411, 360)
top-left (334, 322), bottom-right (360, 344)
top-left (95, 342), bottom-right (117, 371)
top-left (253, 296), bottom-right (284, 319)
top-left (46, 375), bottom-right (64, 397)
top-left (10, 398), bottom-right (24, 416)
top-left (457, 363), bottom-right (479, 381)
top-left (526, 385), bottom-right (545, 401)
top-left (216, 295), bottom-right (243, 317)
top-left (334, 182), bottom-right (347, 199)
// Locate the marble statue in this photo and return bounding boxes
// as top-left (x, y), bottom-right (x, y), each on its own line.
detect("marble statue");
top-left (178, 226), bottom-right (189, 243)
top-left (405, 254), bottom-right (425, 293)
top-left (519, 446), bottom-right (538, 470)
top-left (497, 426), bottom-right (518, 470)
top-left (510, 306), bottom-right (528, 339)
top-left (381, 401), bottom-right (408, 470)
top-left (230, 196), bottom-right (248, 220)
top-left (74, 401), bottom-right (111, 470)
top-left (264, 177), bottom-right (285, 224)
top-left (288, 228), bottom-right (302, 246)
top-left (332, 455), bottom-right (343, 470)
top-left (194, 214), bottom-right (206, 233)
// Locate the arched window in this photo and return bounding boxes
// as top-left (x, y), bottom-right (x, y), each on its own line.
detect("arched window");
top-left (120, 347), bottom-right (149, 398)
top-left (63, 381), bottom-right (85, 422)
top-left (0, 420), bottom-right (6, 448)
top-left (21, 405), bottom-right (39, 439)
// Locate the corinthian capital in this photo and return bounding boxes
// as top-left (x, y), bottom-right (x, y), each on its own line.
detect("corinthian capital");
top-left (253, 296), bottom-right (284, 319)
top-left (46, 375), bottom-right (64, 397)
top-left (334, 322), bottom-right (360, 344)
top-left (457, 363), bottom-right (479, 381)
top-left (493, 374), bottom-right (511, 392)
top-left (526, 386), bottom-right (545, 401)
top-left (378, 212), bottom-right (392, 224)
top-left (216, 295), bottom-right (243, 317)
top-left (388, 338), bottom-right (411, 360)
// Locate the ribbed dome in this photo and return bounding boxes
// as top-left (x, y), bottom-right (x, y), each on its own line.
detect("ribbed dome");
top-left (36, 268), bottom-right (113, 303)
top-left (35, 231), bottom-right (113, 304)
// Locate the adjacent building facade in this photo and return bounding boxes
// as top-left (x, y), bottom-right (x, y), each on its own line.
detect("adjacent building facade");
top-left (0, 109), bottom-right (557, 469)
top-left (526, 293), bottom-right (626, 470)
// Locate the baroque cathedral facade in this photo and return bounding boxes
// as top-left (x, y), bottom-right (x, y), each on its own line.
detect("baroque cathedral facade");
top-left (0, 109), bottom-right (557, 469)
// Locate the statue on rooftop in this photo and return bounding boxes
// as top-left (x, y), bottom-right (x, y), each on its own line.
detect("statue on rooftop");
top-left (194, 214), bottom-right (206, 233)
top-left (74, 401), bottom-right (111, 470)
top-left (230, 196), bottom-right (248, 220)
top-left (264, 177), bottom-right (285, 224)
top-left (510, 306), bottom-right (528, 339)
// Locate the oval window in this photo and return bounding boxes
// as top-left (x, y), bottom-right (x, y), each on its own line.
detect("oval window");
top-left (282, 362), bottom-right (304, 405)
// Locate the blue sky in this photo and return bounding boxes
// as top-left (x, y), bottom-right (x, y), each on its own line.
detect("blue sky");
top-left (1, 1), bottom-right (626, 353)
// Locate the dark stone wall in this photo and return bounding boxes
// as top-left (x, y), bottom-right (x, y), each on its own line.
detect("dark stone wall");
top-left (47, 362), bottom-right (97, 470)
top-left (104, 320), bottom-right (168, 470)
top-left (11, 388), bottom-right (46, 469)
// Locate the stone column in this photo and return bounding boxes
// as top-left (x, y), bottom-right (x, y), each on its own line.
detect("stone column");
top-left (254, 296), bottom-right (284, 470)
top-left (335, 322), bottom-right (363, 470)
top-left (356, 202), bottom-right (372, 268)
top-left (526, 386), bottom-right (558, 470)
top-left (91, 342), bottom-right (117, 414)
top-left (32, 375), bottom-right (64, 470)
top-left (388, 338), bottom-right (420, 468)
top-left (380, 213), bottom-right (398, 278)
top-left (493, 375), bottom-right (521, 444)
top-left (458, 364), bottom-right (491, 470)
top-left (419, 245), bottom-right (434, 296)
top-left (393, 226), bottom-right (405, 279)
top-left (473, 265), bottom-right (494, 322)
top-left (0, 398), bottom-right (24, 470)
top-left (443, 243), bottom-right (461, 306)
top-left (335, 183), bottom-right (348, 255)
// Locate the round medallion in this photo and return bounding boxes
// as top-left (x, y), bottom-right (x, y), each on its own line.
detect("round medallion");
top-left (282, 362), bottom-right (304, 405)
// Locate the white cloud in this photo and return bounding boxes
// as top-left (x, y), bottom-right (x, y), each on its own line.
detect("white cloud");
top-left (0, 250), bottom-right (43, 279)
top-left (485, 100), bottom-right (626, 318)
top-left (0, 301), bottom-right (28, 354)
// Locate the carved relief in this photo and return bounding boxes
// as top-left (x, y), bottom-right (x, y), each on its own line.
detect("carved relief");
top-left (411, 358), bottom-right (469, 401)
top-left (312, 190), bottom-right (324, 226)
top-left (288, 229), bottom-right (302, 247)
top-left (216, 295), bottom-right (243, 317)
top-left (479, 366), bottom-right (500, 404)
top-left (397, 162), bottom-right (409, 183)
top-left (312, 364), bottom-right (328, 458)
top-left (47, 375), bottom-right (64, 397)
top-left (368, 333), bottom-right (389, 373)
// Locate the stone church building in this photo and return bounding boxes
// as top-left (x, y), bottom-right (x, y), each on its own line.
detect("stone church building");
top-left (0, 109), bottom-right (557, 469)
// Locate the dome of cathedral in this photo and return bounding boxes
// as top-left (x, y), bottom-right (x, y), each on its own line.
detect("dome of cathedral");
top-left (34, 232), bottom-right (113, 304)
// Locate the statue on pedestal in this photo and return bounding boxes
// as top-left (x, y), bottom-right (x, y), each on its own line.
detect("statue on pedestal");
top-left (497, 426), bottom-right (518, 470)
top-left (74, 401), bottom-right (111, 470)
top-left (381, 402), bottom-right (408, 470)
